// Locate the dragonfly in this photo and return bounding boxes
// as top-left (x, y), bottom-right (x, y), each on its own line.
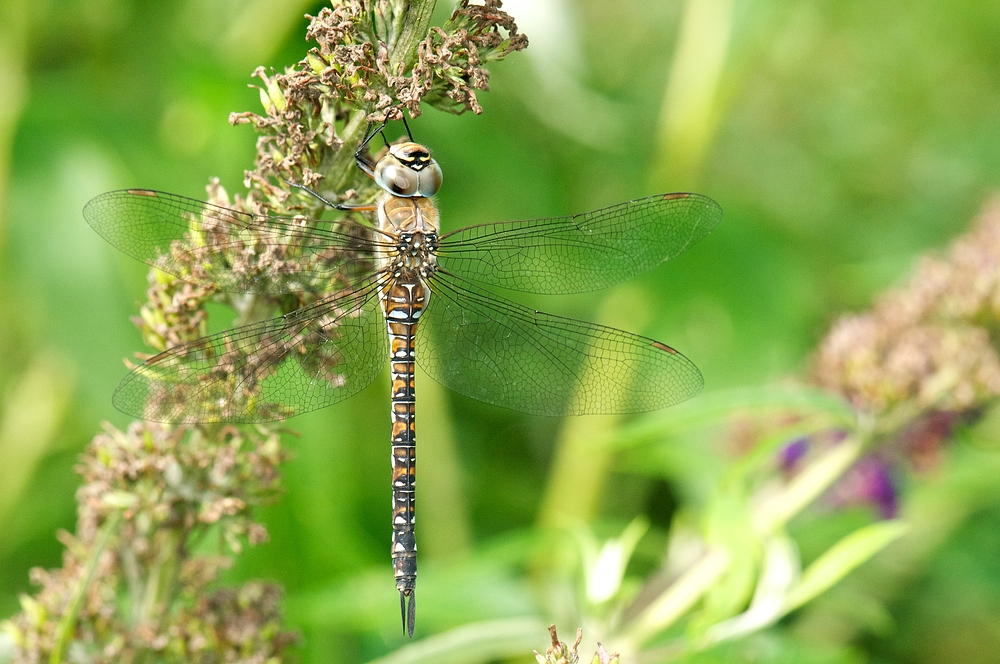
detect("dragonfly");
top-left (83, 122), bottom-right (722, 637)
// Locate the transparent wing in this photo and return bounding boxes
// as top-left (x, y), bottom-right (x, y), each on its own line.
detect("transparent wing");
top-left (114, 277), bottom-right (389, 423)
top-left (434, 193), bottom-right (722, 294)
top-left (418, 273), bottom-right (703, 416)
top-left (84, 189), bottom-right (389, 294)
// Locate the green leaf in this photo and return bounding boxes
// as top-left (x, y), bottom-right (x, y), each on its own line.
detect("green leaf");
top-left (702, 534), bottom-right (801, 644)
top-left (783, 520), bottom-right (909, 612)
top-left (696, 491), bottom-right (760, 627)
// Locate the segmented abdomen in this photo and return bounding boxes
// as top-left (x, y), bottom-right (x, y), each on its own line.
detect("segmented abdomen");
top-left (382, 273), bottom-right (427, 596)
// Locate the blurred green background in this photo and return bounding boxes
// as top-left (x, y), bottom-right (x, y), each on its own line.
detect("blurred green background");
top-left (2, 0), bottom-right (1000, 662)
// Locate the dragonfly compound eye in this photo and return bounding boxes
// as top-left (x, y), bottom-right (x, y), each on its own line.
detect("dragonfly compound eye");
top-left (417, 161), bottom-right (442, 197)
top-left (376, 162), bottom-right (420, 197)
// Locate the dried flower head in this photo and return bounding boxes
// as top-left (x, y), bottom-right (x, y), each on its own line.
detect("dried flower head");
top-left (124, 178), bottom-right (379, 423)
top-left (3, 422), bottom-right (293, 663)
top-left (798, 198), bottom-right (1000, 516)
top-left (230, 0), bottom-right (527, 207)
top-left (813, 196), bottom-right (1000, 415)
top-left (535, 625), bottom-right (583, 664)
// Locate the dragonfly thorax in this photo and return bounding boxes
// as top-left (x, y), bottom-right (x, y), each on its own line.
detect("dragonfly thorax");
top-left (377, 195), bottom-right (440, 282)
top-left (392, 231), bottom-right (439, 276)
top-left (378, 193), bottom-right (440, 233)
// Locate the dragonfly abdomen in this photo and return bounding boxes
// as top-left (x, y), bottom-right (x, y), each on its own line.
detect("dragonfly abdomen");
top-left (382, 272), bottom-right (427, 636)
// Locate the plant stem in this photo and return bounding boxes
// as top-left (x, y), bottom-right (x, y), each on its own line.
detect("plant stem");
top-left (325, 111), bottom-right (371, 194)
top-left (388, 0), bottom-right (438, 70)
top-left (620, 548), bottom-right (732, 654)
top-left (752, 435), bottom-right (864, 535)
top-left (50, 510), bottom-right (122, 664)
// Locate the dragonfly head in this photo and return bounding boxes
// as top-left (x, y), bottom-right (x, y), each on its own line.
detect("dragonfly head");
top-left (375, 142), bottom-right (442, 198)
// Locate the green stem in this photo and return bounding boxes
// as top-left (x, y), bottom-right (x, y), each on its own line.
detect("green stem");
top-left (651, 0), bottom-right (733, 190)
top-left (50, 510), bottom-right (123, 664)
top-left (388, 0), bottom-right (408, 51)
top-left (619, 548), bottom-right (733, 654)
top-left (148, 530), bottom-right (188, 642)
top-left (389, 0), bottom-right (438, 71)
top-left (538, 287), bottom-right (651, 527)
top-left (325, 111), bottom-right (371, 194)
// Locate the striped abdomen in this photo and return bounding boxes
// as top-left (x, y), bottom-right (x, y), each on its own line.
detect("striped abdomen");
top-left (381, 270), bottom-right (427, 635)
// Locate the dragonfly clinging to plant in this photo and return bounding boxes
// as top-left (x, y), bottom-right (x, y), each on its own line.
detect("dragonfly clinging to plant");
top-left (83, 120), bottom-right (722, 637)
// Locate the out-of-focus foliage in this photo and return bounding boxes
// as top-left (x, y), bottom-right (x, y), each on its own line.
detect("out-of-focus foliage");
top-left (1, 0), bottom-right (1000, 663)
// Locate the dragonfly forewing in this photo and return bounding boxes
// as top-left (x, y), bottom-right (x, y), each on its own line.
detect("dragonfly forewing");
top-left (84, 189), bottom-right (388, 295)
top-left (434, 193), bottom-right (722, 295)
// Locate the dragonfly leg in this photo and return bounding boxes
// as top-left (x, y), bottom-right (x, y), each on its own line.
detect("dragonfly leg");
top-left (283, 178), bottom-right (378, 212)
top-left (355, 118), bottom-right (390, 178)
top-left (283, 116), bottom-right (390, 205)
top-left (400, 113), bottom-right (413, 142)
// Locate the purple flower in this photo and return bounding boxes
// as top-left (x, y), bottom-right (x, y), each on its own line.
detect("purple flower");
top-left (780, 438), bottom-right (810, 472)
top-left (830, 457), bottom-right (899, 519)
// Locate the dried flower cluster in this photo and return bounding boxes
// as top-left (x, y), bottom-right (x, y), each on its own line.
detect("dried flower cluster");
top-left (534, 625), bottom-right (619, 664)
top-left (2, 422), bottom-right (294, 663)
top-left (136, 260), bottom-right (211, 355)
top-left (411, 2), bottom-right (528, 115)
top-left (230, 0), bottom-right (526, 206)
top-left (813, 197), bottom-right (1000, 415)
top-left (780, 198), bottom-right (1000, 517)
top-left (133, 182), bottom-right (260, 358)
